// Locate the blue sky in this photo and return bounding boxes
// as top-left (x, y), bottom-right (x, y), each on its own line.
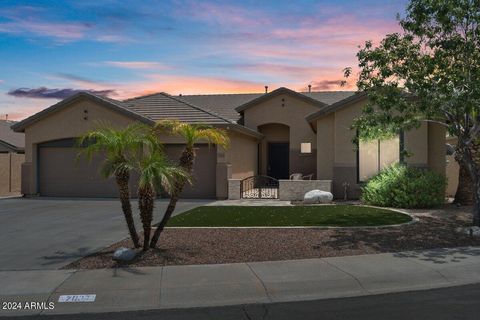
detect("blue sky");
top-left (0, 0), bottom-right (406, 120)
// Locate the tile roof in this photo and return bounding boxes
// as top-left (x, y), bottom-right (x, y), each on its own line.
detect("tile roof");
top-left (124, 92), bottom-right (233, 125)
top-left (179, 91), bottom-right (356, 121)
top-left (0, 120), bottom-right (24, 149)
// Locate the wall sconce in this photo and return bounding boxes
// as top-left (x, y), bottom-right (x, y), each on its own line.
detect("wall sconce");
top-left (83, 109), bottom-right (88, 120)
top-left (301, 142), bottom-right (311, 154)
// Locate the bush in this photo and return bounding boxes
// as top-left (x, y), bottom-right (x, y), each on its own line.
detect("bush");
top-left (361, 164), bottom-right (446, 208)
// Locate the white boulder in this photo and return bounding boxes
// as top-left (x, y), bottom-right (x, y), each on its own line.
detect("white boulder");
top-left (303, 190), bottom-right (333, 204)
top-left (113, 247), bottom-right (138, 261)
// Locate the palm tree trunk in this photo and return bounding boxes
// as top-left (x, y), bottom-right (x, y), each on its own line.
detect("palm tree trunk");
top-left (150, 146), bottom-right (195, 248)
top-left (115, 171), bottom-right (140, 248)
top-left (138, 186), bottom-right (155, 251)
top-left (454, 162), bottom-right (474, 205)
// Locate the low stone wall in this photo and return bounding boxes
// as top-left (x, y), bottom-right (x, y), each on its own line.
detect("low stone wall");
top-left (228, 179), bottom-right (241, 200)
top-left (279, 180), bottom-right (332, 201)
top-left (228, 178), bottom-right (332, 201)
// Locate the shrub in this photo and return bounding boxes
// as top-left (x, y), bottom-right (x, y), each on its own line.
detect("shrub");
top-left (361, 164), bottom-right (446, 208)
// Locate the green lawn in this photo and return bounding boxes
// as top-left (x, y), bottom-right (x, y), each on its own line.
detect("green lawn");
top-left (167, 205), bottom-right (412, 227)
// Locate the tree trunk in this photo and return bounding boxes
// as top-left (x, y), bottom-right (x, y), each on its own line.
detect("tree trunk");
top-left (115, 171), bottom-right (140, 248)
top-left (150, 146), bottom-right (195, 248)
top-left (459, 140), bottom-right (480, 226)
top-left (473, 179), bottom-right (480, 226)
top-left (454, 162), bottom-right (474, 205)
top-left (138, 186), bottom-right (155, 251)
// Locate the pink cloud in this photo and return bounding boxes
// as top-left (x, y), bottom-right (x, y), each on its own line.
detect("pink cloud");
top-left (105, 61), bottom-right (171, 70)
top-left (0, 19), bottom-right (90, 41)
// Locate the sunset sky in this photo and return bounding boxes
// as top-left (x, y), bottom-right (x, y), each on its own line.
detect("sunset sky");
top-left (0, 0), bottom-right (406, 120)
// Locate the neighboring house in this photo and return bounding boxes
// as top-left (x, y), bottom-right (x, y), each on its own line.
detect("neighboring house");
top-left (12, 87), bottom-right (446, 199)
top-left (0, 120), bottom-right (25, 196)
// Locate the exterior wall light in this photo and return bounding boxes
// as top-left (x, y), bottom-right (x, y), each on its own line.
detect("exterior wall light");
top-left (301, 142), bottom-right (311, 154)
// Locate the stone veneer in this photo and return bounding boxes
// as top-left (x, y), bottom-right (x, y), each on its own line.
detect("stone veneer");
top-left (228, 179), bottom-right (332, 201)
top-left (278, 180), bottom-right (332, 201)
top-left (228, 179), bottom-right (241, 200)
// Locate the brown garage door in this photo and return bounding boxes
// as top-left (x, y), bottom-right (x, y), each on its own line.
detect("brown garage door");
top-left (37, 138), bottom-right (133, 198)
top-left (164, 144), bottom-right (217, 199)
top-left (38, 146), bottom-right (120, 197)
top-left (38, 139), bottom-right (216, 198)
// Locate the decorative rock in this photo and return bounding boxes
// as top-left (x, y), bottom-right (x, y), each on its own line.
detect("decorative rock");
top-left (303, 189), bottom-right (333, 204)
top-left (456, 226), bottom-right (480, 237)
top-left (113, 247), bottom-right (138, 261)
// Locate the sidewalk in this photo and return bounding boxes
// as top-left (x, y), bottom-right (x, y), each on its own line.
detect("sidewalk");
top-left (2, 246), bottom-right (480, 317)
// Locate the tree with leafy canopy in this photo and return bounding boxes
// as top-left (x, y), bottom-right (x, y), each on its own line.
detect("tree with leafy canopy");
top-left (344, 0), bottom-right (480, 225)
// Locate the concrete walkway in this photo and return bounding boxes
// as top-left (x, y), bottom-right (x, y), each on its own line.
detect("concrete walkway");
top-left (2, 246), bottom-right (480, 317)
top-left (207, 199), bottom-right (292, 206)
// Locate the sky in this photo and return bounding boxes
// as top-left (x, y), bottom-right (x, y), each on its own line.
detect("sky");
top-left (0, 0), bottom-right (407, 120)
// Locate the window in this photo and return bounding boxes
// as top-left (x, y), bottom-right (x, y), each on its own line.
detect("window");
top-left (300, 143), bottom-right (311, 154)
top-left (358, 135), bottom-right (400, 182)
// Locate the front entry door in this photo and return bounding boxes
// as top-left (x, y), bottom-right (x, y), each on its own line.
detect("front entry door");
top-left (267, 142), bottom-right (289, 179)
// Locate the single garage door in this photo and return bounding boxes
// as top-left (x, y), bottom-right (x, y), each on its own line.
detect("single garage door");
top-left (164, 144), bottom-right (217, 199)
top-left (38, 138), bottom-right (130, 197)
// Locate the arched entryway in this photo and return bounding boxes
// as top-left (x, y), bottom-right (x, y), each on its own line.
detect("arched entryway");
top-left (258, 123), bottom-right (290, 179)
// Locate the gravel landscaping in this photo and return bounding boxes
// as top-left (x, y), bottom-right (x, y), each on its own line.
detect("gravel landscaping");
top-left (64, 204), bottom-right (480, 270)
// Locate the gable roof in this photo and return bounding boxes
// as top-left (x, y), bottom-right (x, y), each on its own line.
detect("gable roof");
top-left (125, 92), bottom-right (233, 125)
top-left (235, 87), bottom-right (328, 113)
top-left (12, 91), bottom-right (263, 139)
top-left (179, 90), bottom-right (355, 121)
top-left (12, 92), bottom-right (153, 132)
top-left (306, 92), bottom-right (367, 125)
top-left (125, 92), bottom-right (263, 138)
top-left (0, 120), bottom-right (24, 151)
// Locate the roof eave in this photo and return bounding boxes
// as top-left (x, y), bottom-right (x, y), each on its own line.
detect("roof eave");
top-left (0, 140), bottom-right (24, 152)
top-left (235, 87), bottom-right (327, 113)
top-left (214, 123), bottom-right (263, 139)
top-left (12, 92), bottom-right (153, 132)
top-left (305, 92), bottom-right (367, 127)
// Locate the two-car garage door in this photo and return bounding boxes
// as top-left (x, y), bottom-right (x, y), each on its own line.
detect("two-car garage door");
top-left (38, 139), bottom-right (217, 198)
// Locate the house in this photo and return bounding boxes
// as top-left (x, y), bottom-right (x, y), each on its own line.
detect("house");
top-left (0, 120), bottom-right (25, 196)
top-left (11, 87), bottom-right (446, 199)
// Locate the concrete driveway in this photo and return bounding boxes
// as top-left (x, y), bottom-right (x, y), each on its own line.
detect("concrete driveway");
top-left (0, 197), bottom-right (210, 271)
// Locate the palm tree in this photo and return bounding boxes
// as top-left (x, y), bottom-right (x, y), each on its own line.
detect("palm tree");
top-left (149, 120), bottom-right (229, 248)
top-left (78, 122), bottom-right (150, 248)
top-left (135, 144), bottom-right (190, 251)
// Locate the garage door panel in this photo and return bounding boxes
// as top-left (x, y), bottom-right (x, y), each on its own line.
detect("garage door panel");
top-left (39, 147), bottom-right (119, 197)
top-left (164, 144), bottom-right (216, 199)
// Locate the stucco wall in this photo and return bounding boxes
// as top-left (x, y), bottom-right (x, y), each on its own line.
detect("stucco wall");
top-left (0, 152), bottom-right (24, 196)
top-left (446, 136), bottom-right (459, 197)
top-left (404, 122), bottom-right (428, 166)
top-left (243, 93), bottom-right (318, 177)
top-left (314, 98), bottom-right (444, 199)
top-left (316, 113), bottom-right (335, 180)
top-left (22, 98), bottom-right (136, 195)
top-left (225, 132), bottom-right (258, 179)
top-left (428, 123), bottom-right (447, 175)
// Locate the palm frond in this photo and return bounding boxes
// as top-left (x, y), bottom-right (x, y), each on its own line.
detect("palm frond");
top-left (154, 120), bottom-right (230, 149)
top-left (77, 122), bottom-right (153, 179)
top-left (136, 150), bottom-right (191, 195)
